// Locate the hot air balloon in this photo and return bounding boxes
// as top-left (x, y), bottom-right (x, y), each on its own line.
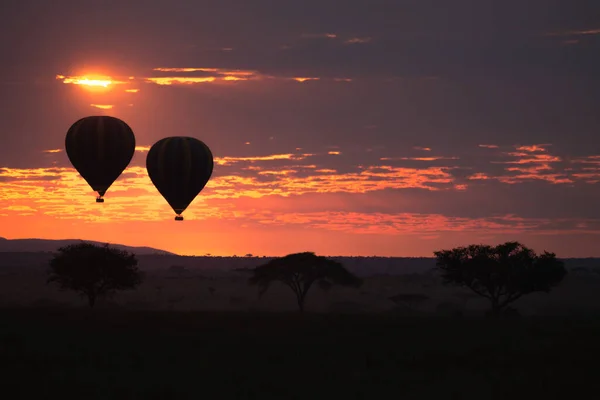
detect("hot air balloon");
top-left (146, 136), bottom-right (214, 221)
top-left (65, 116), bottom-right (136, 203)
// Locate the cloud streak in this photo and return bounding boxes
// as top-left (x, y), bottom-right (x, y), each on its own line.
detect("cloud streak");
top-left (57, 67), bottom-right (357, 92)
top-left (2, 144), bottom-right (600, 225)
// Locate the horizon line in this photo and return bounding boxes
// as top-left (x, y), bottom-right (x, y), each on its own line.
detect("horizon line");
top-left (1, 236), bottom-right (599, 259)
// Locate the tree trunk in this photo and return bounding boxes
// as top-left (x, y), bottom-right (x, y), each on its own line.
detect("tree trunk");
top-left (297, 295), bottom-right (305, 312)
top-left (488, 299), bottom-right (503, 317)
top-left (296, 281), bottom-right (314, 313)
top-left (88, 294), bottom-right (96, 308)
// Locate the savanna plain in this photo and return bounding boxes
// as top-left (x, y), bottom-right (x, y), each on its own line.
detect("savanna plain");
top-left (2, 250), bottom-right (600, 399)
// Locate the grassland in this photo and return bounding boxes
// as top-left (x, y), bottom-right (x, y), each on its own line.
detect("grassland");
top-left (2, 308), bottom-right (600, 399)
top-left (2, 254), bottom-right (600, 398)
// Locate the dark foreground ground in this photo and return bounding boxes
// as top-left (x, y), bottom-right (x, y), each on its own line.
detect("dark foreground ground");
top-left (2, 308), bottom-right (600, 399)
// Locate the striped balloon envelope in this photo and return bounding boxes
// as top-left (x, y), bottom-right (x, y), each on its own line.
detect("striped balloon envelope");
top-left (65, 116), bottom-right (136, 203)
top-left (146, 136), bottom-right (214, 221)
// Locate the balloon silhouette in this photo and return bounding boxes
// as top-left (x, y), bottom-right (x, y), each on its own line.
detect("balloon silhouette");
top-left (65, 116), bottom-right (136, 203)
top-left (146, 136), bottom-right (214, 221)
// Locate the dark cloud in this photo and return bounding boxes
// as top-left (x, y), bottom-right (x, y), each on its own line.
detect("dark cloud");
top-left (224, 180), bottom-right (600, 221)
top-left (2, 0), bottom-right (599, 78)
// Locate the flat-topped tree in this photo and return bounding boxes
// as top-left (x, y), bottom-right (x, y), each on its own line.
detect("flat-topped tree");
top-left (434, 241), bottom-right (566, 316)
top-left (248, 252), bottom-right (363, 312)
top-left (47, 242), bottom-right (143, 308)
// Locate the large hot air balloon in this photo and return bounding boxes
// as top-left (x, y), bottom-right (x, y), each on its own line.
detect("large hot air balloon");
top-left (65, 116), bottom-right (136, 203)
top-left (146, 136), bottom-right (214, 221)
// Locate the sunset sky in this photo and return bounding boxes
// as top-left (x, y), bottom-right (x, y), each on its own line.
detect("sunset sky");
top-left (1, 0), bottom-right (600, 257)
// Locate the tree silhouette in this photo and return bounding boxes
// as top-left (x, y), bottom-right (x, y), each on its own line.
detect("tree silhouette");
top-left (47, 242), bottom-right (143, 308)
top-left (434, 241), bottom-right (566, 316)
top-left (248, 252), bottom-right (362, 312)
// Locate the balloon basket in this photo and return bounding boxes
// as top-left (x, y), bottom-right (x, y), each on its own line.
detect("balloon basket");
top-left (96, 197), bottom-right (105, 203)
top-left (175, 215), bottom-right (184, 221)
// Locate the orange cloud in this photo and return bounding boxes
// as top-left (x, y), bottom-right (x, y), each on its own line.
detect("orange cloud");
top-left (146, 77), bottom-right (217, 85)
top-left (293, 77), bottom-right (320, 83)
top-left (223, 76), bottom-right (246, 81)
top-left (90, 104), bottom-right (114, 109)
top-left (468, 172), bottom-right (490, 181)
top-left (380, 156), bottom-right (459, 161)
top-left (57, 68), bottom-right (359, 89)
top-left (514, 144), bottom-right (552, 152)
top-left (496, 153), bottom-right (561, 164)
top-left (214, 153), bottom-right (313, 166)
top-left (493, 143), bottom-right (560, 165)
top-left (0, 149), bottom-right (460, 223)
top-left (413, 147), bottom-right (431, 151)
top-left (150, 67), bottom-right (259, 84)
top-left (469, 144), bottom-right (574, 184)
top-left (56, 74), bottom-right (128, 91)
top-left (153, 68), bottom-right (256, 77)
top-left (154, 68), bottom-right (218, 72)
top-left (497, 166), bottom-right (573, 184)
top-left (12, 144), bottom-right (599, 230)
top-left (572, 155), bottom-right (600, 165)
top-left (571, 156), bottom-right (600, 183)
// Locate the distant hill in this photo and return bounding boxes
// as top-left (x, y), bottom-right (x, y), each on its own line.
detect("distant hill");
top-left (0, 237), bottom-right (176, 255)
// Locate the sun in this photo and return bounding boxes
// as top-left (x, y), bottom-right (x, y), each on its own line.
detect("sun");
top-left (56, 74), bottom-right (127, 92)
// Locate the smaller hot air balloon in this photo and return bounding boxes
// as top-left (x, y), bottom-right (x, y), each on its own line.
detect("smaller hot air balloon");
top-left (65, 116), bottom-right (136, 202)
top-left (146, 136), bottom-right (214, 221)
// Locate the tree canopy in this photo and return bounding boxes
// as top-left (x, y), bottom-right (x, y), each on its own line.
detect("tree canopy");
top-left (47, 242), bottom-right (143, 308)
top-left (248, 252), bottom-right (363, 312)
top-left (434, 241), bottom-right (566, 316)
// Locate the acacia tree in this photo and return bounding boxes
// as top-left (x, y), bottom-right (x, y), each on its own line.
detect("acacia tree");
top-left (248, 252), bottom-right (363, 312)
top-left (434, 241), bottom-right (566, 316)
top-left (47, 242), bottom-right (143, 308)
